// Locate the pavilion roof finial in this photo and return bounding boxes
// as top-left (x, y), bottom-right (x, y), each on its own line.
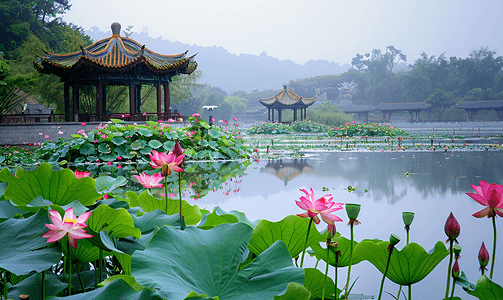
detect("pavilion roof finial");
top-left (111, 22), bottom-right (121, 36)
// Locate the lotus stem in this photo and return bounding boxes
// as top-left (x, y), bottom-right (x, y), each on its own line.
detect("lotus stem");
top-left (334, 253), bottom-right (339, 300)
top-left (42, 270), bottom-right (46, 299)
top-left (76, 264), bottom-right (85, 292)
top-left (408, 284), bottom-right (412, 300)
top-left (99, 249), bottom-right (103, 283)
top-left (299, 217), bottom-right (313, 268)
top-left (3, 270), bottom-right (8, 300)
top-left (67, 239), bottom-right (72, 296)
top-left (445, 240), bottom-right (454, 298)
top-left (178, 172), bottom-right (183, 230)
top-left (397, 286), bottom-right (402, 300)
top-left (378, 248), bottom-right (393, 300)
top-left (490, 215), bottom-right (497, 279)
top-left (164, 176), bottom-right (168, 215)
top-left (321, 246), bottom-right (330, 300)
top-left (406, 227), bottom-right (410, 245)
top-left (344, 221), bottom-right (354, 298)
top-left (449, 279), bottom-right (456, 299)
top-left (63, 256), bottom-right (67, 281)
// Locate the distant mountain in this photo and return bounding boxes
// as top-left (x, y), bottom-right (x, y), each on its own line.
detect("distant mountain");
top-left (86, 27), bottom-right (351, 93)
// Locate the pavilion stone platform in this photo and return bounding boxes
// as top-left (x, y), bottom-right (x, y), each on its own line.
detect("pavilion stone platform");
top-left (0, 122), bottom-right (186, 146)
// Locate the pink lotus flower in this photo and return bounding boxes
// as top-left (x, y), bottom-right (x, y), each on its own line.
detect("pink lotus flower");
top-left (467, 181), bottom-right (503, 218)
top-left (42, 208), bottom-right (93, 249)
top-left (296, 188), bottom-right (344, 225)
top-left (212, 118), bottom-right (215, 121)
top-left (74, 170), bottom-right (91, 179)
top-left (192, 113), bottom-right (201, 117)
top-left (143, 112), bottom-right (147, 116)
top-left (149, 150), bottom-right (185, 175)
top-left (81, 122), bottom-right (86, 126)
top-left (44, 135), bottom-right (49, 138)
top-left (233, 117), bottom-right (237, 121)
top-left (224, 119), bottom-right (229, 125)
top-left (133, 172), bottom-right (164, 188)
top-left (479, 242), bottom-right (489, 271)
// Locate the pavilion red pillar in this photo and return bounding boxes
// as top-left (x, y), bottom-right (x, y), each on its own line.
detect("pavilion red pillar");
top-left (156, 81), bottom-right (162, 116)
top-left (72, 83), bottom-right (79, 121)
top-left (64, 82), bottom-right (70, 122)
top-left (129, 82), bottom-right (135, 118)
top-left (164, 83), bottom-right (170, 116)
top-left (97, 81), bottom-right (103, 118)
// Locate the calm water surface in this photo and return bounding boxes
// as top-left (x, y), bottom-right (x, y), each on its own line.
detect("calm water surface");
top-left (200, 151), bottom-right (503, 299)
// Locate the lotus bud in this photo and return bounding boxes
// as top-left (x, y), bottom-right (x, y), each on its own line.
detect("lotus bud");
top-left (444, 212), bottom-right (460, 243)
top-left (345, 203), bottom-right (361, 220)
top-left (478, 242), bottom-right (489, 270)
top-left (453, 245), bottom-right (462, 259)
top-left (173, 140), bottom-right (184, 157)
top-left (402, 212), bottom-right (415, 227)
top-left (451, 260), bottom-right (460, 279)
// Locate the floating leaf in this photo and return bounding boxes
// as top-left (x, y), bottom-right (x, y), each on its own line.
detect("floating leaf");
top-left (130, 141), bottom-right (141, 150)
top-left (148, 140), bottom-right (163, 149)
top-left (111, 136), bottom-right (127, 146)
top-left (138, 129), bottom-right (153, 137)
top-left (79, 143), bottom-right (96, 155)
top-left (98, 143), bottom-right (111, 154)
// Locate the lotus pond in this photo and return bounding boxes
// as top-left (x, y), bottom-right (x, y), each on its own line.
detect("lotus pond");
top-left (0, 119), bottom-right (502, 300)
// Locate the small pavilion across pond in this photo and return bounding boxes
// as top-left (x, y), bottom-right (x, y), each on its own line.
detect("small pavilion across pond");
top-left (34, 22), bottom-right (197, 121)
top-left (374, 102), bottom-right (430, 122)
top-left (259, 85), bottom-right (315, 123)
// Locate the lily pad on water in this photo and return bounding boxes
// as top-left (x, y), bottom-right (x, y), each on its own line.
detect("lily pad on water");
top-left (132, 223), bottom-right (304, 300)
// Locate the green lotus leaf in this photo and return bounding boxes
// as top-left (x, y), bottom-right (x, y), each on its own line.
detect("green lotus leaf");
top-left (136, 190), bottom-right (202, 225)
top-left (98, 143), bottom-right (111, 154)
top-left (0, 209), bottom-right (61, 275)
top-left (197, 207), bottom-right (239, 229)
top-left (208, 129), bottom-right (221, 138)
top-left (354, 240), bottom-right (449, 285)
top-left (248, 215), bottom-right (324, 258)
top-left (130, 141), bottom-right (141, 150)
top-left (213, 206), bottom-right (259, 228)
top-left (79, 143), bottom-right (96, 155)
top-left (311, 235), bottom-right (364, 267)
top-left (8, 272), bottom-right (67, 300)
top-left (111, 136), bottom-right (127, 145)
top-left (87, 204), bottom-right (141, 239)
top-left (132, 209), bottom-right (180, 233)
top-left (99, 274), bottom-right (143, 292)
top-left (148, 140), bottom-right (163, 149)
top-left (95, 176), bottom-right (127, 194)
top-left (0, 163), bottom-right (101, 206)
top-left (46, 278), bottom-right (163, 300)
top-left (139, 146), bottom-right (153, 155)
top-left (184, 291), bottom-right (218, 299)
top-left (163, 140), bottom-right (175, 151)
top-left (303, 268), bottom-right (337, 300)
top-left (456, 274), bottom-right (503, 299)
top-left (132, 223), bottom-right (303, 300)
top-left (274, 282), bottom-right (311, 300)
top-left (138, 129), bottom-right (153, 137)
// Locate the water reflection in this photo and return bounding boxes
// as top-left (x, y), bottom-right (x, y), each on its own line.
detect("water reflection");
top-left (260, 158), bottom-right (316, 185)
top-left (199, 151), bottom-right (503, 299)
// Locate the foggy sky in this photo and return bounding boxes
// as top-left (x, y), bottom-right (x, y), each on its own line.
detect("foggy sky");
top-left (63, 0), bottom-right (503, 65)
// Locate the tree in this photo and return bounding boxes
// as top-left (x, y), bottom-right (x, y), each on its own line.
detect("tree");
top-left (0, 58), bottom-right (37, 116)
top-left (425, 89), bottom-right (457, 121)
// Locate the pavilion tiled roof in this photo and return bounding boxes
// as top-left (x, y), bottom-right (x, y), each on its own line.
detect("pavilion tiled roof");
top-left (339, 105), bottom-right (375, 113)
top-left (456, 100), bottom-right (503, 110)
top-left (374, 102), bottom-right (430, 111)
top-left (34, 22), bottom-right (197, 75)
top-left (259, 88), bottom-right (315, 107)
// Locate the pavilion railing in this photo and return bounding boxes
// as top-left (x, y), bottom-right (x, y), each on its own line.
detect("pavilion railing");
top-left (0, 112), bottom-right (184, 124)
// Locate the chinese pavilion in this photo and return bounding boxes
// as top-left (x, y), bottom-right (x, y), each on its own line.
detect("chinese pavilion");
top-left (34, 22), bottom-right (197, 121)
top-left (259, 85), bottom-right (316, 123)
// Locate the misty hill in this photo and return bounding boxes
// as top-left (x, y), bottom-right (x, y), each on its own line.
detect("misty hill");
top-left (86, 27), bottom-right (351, 93)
